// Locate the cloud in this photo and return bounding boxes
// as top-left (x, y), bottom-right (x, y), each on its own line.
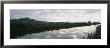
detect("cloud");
top-left (83, 9), bottom-right (101, 14)
top-left (10, 9), bottom-right (101, 22)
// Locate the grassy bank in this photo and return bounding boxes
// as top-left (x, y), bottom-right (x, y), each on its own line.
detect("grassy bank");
top-left (87, 25), bottom-right (101, 39)
top-left (10, 17), bottom-right (100, 39)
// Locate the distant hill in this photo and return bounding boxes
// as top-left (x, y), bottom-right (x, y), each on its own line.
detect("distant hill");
top-left (11, 17), bottom-right (46, 23)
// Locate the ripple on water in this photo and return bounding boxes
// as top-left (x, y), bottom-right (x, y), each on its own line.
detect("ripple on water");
top-left (17, 25), bottom-right (98, 39)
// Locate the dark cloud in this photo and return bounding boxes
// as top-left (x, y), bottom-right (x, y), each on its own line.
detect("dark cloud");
top-left (83, 9), bottom-right (101, 14)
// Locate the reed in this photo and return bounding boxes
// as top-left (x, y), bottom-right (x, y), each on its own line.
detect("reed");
top-left (87, 25), bottom-right (101, 39)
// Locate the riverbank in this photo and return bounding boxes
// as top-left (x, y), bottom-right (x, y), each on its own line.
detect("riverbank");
top-left (17, 25), bottom-right (98, 39)
top-left (10, 17), bottom-right (101, 39)
top-left (87, 25), bottom-right (101, 39)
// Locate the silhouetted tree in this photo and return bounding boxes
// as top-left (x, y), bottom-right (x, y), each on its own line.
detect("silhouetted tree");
top-left (88, 21), bottom-right (91, 24)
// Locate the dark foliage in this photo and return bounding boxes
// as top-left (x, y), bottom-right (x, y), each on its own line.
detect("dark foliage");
top-left (87, 25), bottom-right (101, 39)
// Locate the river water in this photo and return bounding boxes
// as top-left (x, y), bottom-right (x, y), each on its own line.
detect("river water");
top-left (17, 25), bottom-right (99, 39)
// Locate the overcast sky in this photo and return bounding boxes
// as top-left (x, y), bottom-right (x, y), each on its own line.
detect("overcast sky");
top-left (10, 9), bottom-right (101, 22)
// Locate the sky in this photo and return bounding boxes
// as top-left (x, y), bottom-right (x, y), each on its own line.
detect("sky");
top-left (10, 9), bottom-right (101, 22)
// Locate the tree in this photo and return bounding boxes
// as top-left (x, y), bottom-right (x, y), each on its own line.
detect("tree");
top-left (88, 21), bottom-right (91, 24)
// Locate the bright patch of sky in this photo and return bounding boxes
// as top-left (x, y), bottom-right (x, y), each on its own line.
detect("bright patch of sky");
top-left (10, 9), bottom-right (101, 22)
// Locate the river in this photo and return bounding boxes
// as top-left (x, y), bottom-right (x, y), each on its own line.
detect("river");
top-left (17, 25), bottom-right (99, 39)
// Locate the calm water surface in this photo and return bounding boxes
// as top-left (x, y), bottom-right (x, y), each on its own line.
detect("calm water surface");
top-left (17, 25), bottom-right (99, 39)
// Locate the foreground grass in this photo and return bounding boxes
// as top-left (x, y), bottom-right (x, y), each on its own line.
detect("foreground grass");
top-left (87, 25), bottom-right (101, 39)
top-left (10, 17), bottom-right (100, 39)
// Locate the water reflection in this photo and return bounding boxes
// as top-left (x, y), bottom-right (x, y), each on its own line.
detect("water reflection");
top-left (17, 25), bottom-right (99, 39)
